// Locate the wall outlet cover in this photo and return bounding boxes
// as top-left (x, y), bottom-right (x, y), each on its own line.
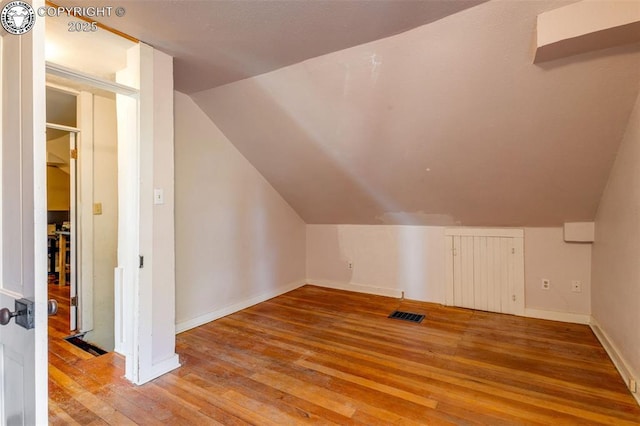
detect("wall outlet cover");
top-left (93, 202), bottom-right (102, 215)
top-left (541, 279), bottom-right (550, 290)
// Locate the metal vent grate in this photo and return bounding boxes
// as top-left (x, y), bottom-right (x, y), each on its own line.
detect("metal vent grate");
top-left (388, 310), bottom-right (425, 323)
top-left (65, 335), bottom-right (108, 356)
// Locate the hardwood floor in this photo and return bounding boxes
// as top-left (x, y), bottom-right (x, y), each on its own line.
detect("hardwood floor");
top-left (48, 284), bottom-right (640, 425)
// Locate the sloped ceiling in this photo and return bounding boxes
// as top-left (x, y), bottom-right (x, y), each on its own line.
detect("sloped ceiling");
top-left (191, 0), bottom-right (640, 226)
top-left (59, 0), bottom-right (487, 93)
top-left (56, 0), bottom-right (640, 226)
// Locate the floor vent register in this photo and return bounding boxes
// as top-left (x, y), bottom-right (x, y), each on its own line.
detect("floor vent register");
top-left (388, 310), bottom-right (425, 323)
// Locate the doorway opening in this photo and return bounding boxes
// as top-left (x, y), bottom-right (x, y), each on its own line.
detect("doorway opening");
top-left (44, 12), bottom-right (139, 379)
top-left (45, 82), bottom-right (120, 353)
top-left (45, 12), bottom-right (180, 389)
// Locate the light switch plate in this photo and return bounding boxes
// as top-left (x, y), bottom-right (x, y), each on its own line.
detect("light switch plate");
top-left (154, 188), bottom-right (164, 205)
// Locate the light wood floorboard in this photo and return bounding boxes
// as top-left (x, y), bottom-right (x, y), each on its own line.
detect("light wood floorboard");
top-left (48, 284), bottom-right (640, 424)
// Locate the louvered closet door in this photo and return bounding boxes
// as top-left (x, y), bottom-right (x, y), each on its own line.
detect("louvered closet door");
top-left (446, 229), bottom-right (524, 316)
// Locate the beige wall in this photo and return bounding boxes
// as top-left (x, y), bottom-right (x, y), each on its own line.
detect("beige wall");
top-left (84, 94), bottom-right (118, 351)
top-left (307, 225), bottom-right (592, 316)
top-left (591, 90), bottom-right (640, 379)
top-left (524, 227), bottom-right (591, 315)
top-left (46, 165), bottom-right (70, 211)
top-left (174, 92), bottom-right (306, 330)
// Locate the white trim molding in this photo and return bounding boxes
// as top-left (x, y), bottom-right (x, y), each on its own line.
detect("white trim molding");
top-left (137, 354), bottom-right (181, 385)
top-left (308, 279), bottom-right (403, 299)
top-left (590, 317), bottom-right (640, 405)
top-left (524, 308), bottom-right (591, 325)
top-left (175, 280), bottom-right (306, 334)
top-left (46, 61), bottom-right (139, 96)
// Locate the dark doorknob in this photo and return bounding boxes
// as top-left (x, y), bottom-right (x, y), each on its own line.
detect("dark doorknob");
top-left (0, 299), bottom-right (34, 329)
top-left (0, 306), bottom-right (24, 326)
top-left (0, 299), bottom-right (58, 326)
top-left (48, 299), bottom-right (58, 316)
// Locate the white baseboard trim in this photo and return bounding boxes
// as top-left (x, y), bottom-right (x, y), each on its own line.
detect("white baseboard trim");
top-left (524, 308), bottom-right (590, 325)
top-left (307, 279), bottom-right (403, 299)
top-left (136, 354), bottom-right (181, 385)
top-left (175, 280), bottom-right (306, 334)
top-left (590, 317), bottom-right (640, 406)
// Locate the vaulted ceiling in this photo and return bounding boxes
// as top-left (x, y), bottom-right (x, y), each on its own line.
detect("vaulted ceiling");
top-left (57, 0), bottom-right (640, 226)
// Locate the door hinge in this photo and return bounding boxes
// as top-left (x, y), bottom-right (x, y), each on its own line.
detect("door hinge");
top-left (452, 247), bottom-right (457, 256)
top-left (70, 148), bottom-right (78, 159)
top-left (139, 255), bottom-right (144, 268)
top-left (70, 296), bottom-right (78, 307)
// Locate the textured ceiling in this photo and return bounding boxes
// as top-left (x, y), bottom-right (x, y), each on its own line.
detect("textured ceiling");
top-left (191, 0), bottom-right (640, 226)
top-left (58, 0), bottom-right (486, 93)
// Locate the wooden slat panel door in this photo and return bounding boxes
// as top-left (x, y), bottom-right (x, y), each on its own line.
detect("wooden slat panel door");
top-left (473, 236), bottom-right (488, 312)
top-left (447, 232), bottom-right (523, 315)
top-left (460, 236), bottom-right (475, 309)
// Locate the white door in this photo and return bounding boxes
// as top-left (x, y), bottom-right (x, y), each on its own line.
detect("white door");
top-left (0, 5), bottom-right (48, 425)
top-left (445, 229), bottom-right (525, 316)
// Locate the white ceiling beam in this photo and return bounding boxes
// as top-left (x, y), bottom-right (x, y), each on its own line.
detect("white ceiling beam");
top-left (535, 0), bottom-right (640, 63)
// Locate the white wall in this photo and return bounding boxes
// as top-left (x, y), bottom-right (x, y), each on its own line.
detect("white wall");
top-left (136, 45), bottom-right (180, 382)
top-left (174, 91), bottom-right (306, 332)
top-left (524, 227), bottom-right (591, 316)
top-left (84, 94), bottom-right (118, 351)
top-left (306, 225), bottom-right (592, 321)
top-left (591, 90), bottom-right (640, 386)
top-left (306, 225), bottom-right (446, 302)
top-left (149, 50), bottom-right (176, 366)
top-left (113, 44), bottom-right (179, 384)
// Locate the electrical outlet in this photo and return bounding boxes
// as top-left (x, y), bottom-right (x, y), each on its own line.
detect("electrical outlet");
top-left (571, 280), bottom-right (582, 293)
top-left (541, 279), bottom-right (550, 290)
top-left (348, 261), bottom-right (353, 270)
top-left (630, 378), bottom-right (637, 393)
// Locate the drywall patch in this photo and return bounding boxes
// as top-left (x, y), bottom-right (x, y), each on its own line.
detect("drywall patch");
top-left (377, 211), bottom-right (457, 226)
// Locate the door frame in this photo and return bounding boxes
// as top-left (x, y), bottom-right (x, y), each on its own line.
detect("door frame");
top-left (45, 43), bottom-right (179, 387)
top-left (44, 121), bottom-right (80, 331)
top-left (45, 61), bottom-right (141, 375)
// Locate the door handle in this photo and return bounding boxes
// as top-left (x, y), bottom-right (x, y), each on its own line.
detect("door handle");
top-left (48, 299), bottom-right (58, 316)
top-left (0, 306), bottom-right (22, 325)
top-left (0, 299), bottom-right (58, 327)
top-left (0, 298), bottom-right (34, 329)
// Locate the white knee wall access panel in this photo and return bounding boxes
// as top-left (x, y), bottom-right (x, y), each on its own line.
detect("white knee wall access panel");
top-left (445, 228), bottom-right (524, 316)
